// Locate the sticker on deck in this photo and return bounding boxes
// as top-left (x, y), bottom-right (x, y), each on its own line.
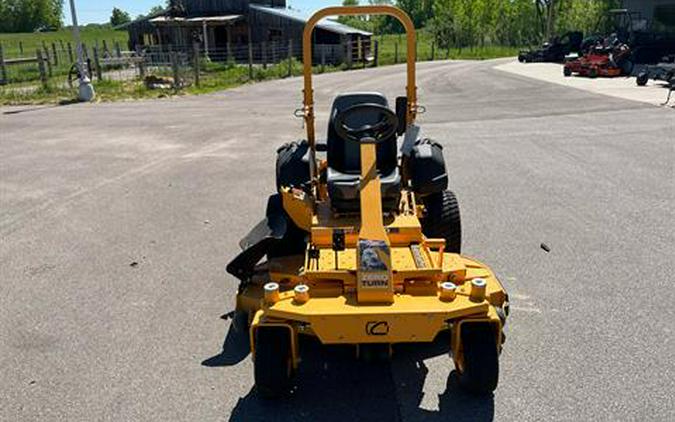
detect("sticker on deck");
top-left (358, 239), bottom-right (391, 289)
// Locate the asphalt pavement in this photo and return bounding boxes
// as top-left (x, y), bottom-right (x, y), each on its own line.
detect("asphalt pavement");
top-left (1, 59), bottom-right (673, 421)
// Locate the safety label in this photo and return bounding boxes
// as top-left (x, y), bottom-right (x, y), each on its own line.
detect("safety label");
top-left (358, 239), bottom-right (391, 289)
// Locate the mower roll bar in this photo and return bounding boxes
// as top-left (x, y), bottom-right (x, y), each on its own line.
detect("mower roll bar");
top-left (302, 5), bottom-right (418, 181)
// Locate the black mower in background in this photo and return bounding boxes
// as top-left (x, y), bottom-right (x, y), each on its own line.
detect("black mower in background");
top-left (636, 55), bottom-right (675, 86)
top-left (605, 9), bottom-right (675, 66)
top-left (518, 31), bottom-right (584, 63)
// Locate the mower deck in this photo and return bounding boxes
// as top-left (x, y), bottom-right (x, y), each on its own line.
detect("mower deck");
top-left (237, 190), bottom-right (507, 367)
top-left (241, 254), bottom-right (504, 346)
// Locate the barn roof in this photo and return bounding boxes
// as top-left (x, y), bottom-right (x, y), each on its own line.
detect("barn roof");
top-left (250, 5), bottom-right (373, 36)
top-left (149, 15), bottom-right (243, 25)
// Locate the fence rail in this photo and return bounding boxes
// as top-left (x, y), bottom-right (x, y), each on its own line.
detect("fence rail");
top-left (0, 35), bottom-right (470, 92)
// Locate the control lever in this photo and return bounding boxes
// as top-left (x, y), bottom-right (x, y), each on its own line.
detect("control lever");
top-left (332, 229), bottom-right (346, 270)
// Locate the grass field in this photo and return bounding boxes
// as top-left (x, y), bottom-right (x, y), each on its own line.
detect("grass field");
top-left (0, 27), bottom-right (129, 86)
top-left (375, 32), bottom-right (521, 63)
top-left (0, 27), bottom-right (128, 58)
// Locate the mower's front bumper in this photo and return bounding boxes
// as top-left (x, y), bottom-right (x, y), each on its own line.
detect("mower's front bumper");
top-left (247, 289), bottom-right (499, 345)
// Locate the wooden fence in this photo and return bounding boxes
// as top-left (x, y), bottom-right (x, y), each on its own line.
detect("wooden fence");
top-left (0, 37), bottom-right (393, 90)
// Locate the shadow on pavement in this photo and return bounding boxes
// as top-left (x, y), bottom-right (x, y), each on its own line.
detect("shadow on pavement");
top-left (3, 105), bottom-right (56, 115)
top-left (2, 100), bottom-right (82, 116)
top-left (202, 312), bottom-right (251, 367)
top-left (392, 335), bottom-right (495, 422)
top-left (205, 320), bottom-right (494, 422)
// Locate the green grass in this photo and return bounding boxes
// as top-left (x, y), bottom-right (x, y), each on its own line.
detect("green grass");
top-left (374, 33), bottom-right (522, 63)
top-left (0, 59), bottom-right (344, 105)
top-left (187, 58), bottom-right (343, 96)
top-left (0, 79), bottom-right (191, 105)
top-left (0, 27), bottom-right (128, 58)
top-left (0, 27), bottom-right (129, 87)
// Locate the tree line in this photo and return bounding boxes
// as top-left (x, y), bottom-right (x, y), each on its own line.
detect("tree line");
top-left (1, 0), bottom-right (623, 45)
top-left (112, 2), bottom-right (181, 27)
top-left (340, 0), bottom-right (622, 47)
top-left (0, 0), bottom-right (168, 33)
top-left (0, 0), bottom-right (64, 32)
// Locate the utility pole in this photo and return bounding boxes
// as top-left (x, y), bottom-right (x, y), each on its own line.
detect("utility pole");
top-left (69, 0), bottom-right (95, 102)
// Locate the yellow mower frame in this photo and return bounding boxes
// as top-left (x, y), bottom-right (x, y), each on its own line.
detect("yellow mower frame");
top-left (230, 5), bottom-right (508, 398)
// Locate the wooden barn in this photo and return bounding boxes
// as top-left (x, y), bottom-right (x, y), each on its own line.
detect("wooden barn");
top-left (126, 0), bottom-right (372, 64)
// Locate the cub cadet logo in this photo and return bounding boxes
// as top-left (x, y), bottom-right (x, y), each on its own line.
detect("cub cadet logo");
top-left (366, 321), bottom-right (389, 336)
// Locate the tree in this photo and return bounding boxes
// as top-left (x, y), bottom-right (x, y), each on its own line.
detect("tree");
top-left (397, 0), bottom-right (433, 29)
top-left (368, 0), bottom-right (394, 34)
top-left (0, 0), bottom-right (64, 33)
top-left (336, 0), bottom-right (401, 33)
top-left (148, 5), bottom-right (165, 16)
top-left (428, 0), bottom-right (455, 48)
top-left (535, 0), bottom-right (565, 39)
top-left (427, 0), bottom-right (614, 48)
top-left (110, 7), bottom-right (131, 27)
top-left (167, 0), bottom-right (187, 17)
top-left (305, 0), bottom-right (619, 47)
top-left (338, 0), bottom-right (372, 32)
top-left (136, 1), bottom-right (185, 18)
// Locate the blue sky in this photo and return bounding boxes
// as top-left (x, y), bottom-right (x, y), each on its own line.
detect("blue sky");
top-left (66, 1), bottom-right (341, 25)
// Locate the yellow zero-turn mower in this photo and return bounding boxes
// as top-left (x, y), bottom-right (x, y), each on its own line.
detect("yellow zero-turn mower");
top-left (227, 5), bottom-right (509, 398)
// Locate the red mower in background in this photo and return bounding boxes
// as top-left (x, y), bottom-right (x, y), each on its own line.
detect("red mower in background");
top-left (564, 43), bottom-right (632, 78)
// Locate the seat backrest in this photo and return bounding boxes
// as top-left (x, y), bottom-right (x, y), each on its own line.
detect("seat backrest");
top-left (327, 92), bottom-right (398, 175)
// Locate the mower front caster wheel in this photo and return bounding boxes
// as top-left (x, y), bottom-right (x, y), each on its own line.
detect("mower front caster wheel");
top-left (457, 323), bottom-right (499, 395)
top-left (254, 327), bottom-right (294, 398)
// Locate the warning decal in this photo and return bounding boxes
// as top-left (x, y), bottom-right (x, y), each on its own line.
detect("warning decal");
top-left (358, 239), bottom-right (391, 289)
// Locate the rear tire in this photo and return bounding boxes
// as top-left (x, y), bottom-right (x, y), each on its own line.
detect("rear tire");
top-left (266, 221), bottom-right (307, 259)
top-left (276, 141), bottom-right (311, 192)
top-left (636, 72), bottom-right (649, 86)
top-left (458, 323), bottom-right (499, 395)
top-left (563, 66), bottom-right (572, 77)
top-left (254, 327), bottom-right (294, 399)
top-left (422, 190), bottom-right (462, 253)
top-left (264, 194), bottom-right (308, 260)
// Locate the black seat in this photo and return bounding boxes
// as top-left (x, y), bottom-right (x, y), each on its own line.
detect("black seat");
top-left (327, 92), bottom-right (402, 213)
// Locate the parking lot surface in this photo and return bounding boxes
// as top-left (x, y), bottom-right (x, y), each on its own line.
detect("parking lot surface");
top-left (1, 59), bottom-right (673, 421)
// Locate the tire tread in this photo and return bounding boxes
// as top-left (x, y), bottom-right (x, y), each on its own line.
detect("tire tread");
top-left (254, 327), bottom-right (293, 398)
top-left (276, 141), bottom-right (310, 192)
top-left (458, 323), bottom-right (499, 395)
top-left (422, 190), bottom-right (462, 253)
